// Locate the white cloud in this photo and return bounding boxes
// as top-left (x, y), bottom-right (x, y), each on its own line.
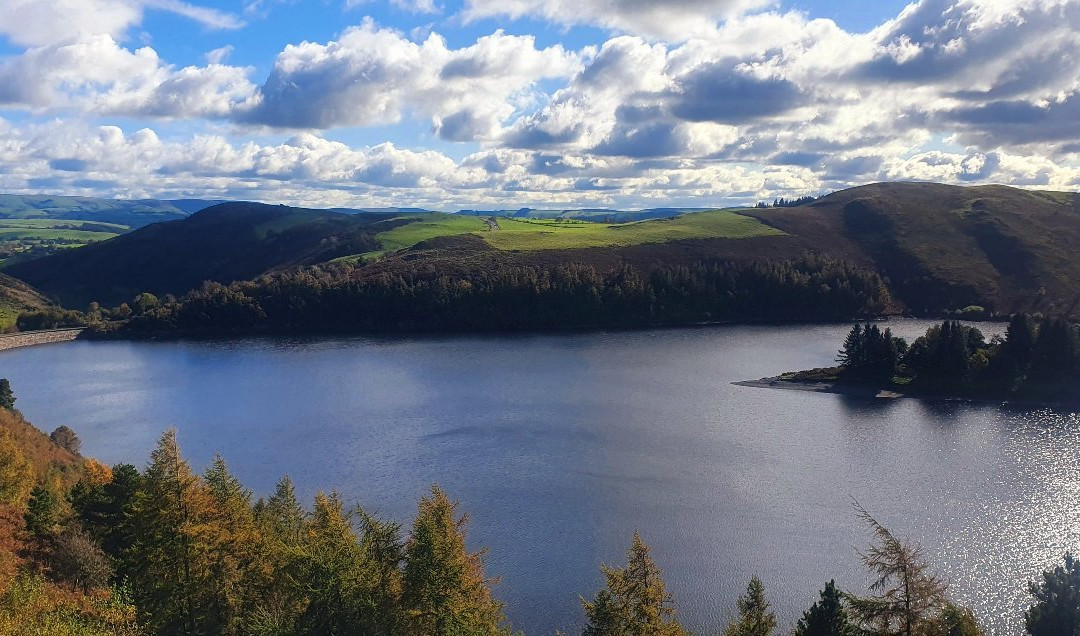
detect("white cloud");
top-left (391, 0), bottom-right (441, 14)
top-left (143, 0), bottom-right (245, 30)
top-left (462, 0), bottom-right (776, 41)
top-left (0, 0), bottom-right (243, 47)
top-left (0, 35), bottom-right (258, 118)
top-left (3, 0), bottom-right (1080, 206)
top-left (0, 0), bottom-right (142, 47)
top-left (4, 119), bottom-right (1079, 210)
top-left (205, 45), bottom-right (234, 64)
top-left (244, 21), bottom-right (580, 140)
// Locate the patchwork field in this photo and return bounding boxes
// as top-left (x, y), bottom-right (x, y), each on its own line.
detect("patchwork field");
top-left (0, 219), bottom-right (124, 265)
top-left (358, 209), bottom-right (782, 259)
top-left (484, 210), bottom-right (784, 250)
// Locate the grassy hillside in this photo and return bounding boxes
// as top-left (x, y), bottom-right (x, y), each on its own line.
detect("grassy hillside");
top-left (356, 213), bottom-right (489, 259)
top-left (353, 208), bottom-right (782, 259)
top-left (0, 274), bottom-right (51, 330)
top-left (4, 203), bottom-right (403, 307)
top-left (483, 210), bottom-right (783, 250)
top-left (747, 182), bottom-right (1080, 316)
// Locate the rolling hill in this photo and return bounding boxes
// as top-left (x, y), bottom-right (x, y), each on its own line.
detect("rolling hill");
top-left (0, 194), bottom-right (217, 227)
top-left (745, 183), bottom-right (1080, 316)
top-left (4, 202), bottom-right (406, 307)
top-left (6, 182), bottom-right (1080, 319)
top-left (0, 274), bottom-right (52, 329)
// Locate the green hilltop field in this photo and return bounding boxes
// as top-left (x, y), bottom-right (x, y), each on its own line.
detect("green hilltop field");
top-left (352, 208), bottom-right (782, 260)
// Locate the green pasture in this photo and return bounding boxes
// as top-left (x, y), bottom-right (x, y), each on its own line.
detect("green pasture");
top-left (482, 210), bottom-right (783, 250)
top-left (356, 209), bottom-right (783, 260)
top-left (0, 229), bottom-right (119, 242)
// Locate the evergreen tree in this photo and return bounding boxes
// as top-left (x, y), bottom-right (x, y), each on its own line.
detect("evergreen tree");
top-left (847, 503), bottom-right (948, 636)
top-left (295, 491), bottom-right (367, 634)
top-left (837, 324), bottom-right (865, 369)
top-left (0, 378), bottom-right (15, 410)
top-left (794, 580), bottom-right (854, 636)
top-left (359, 508), bottom-right (406, 635)
top-left (1003, 313), bottom-right (1035, 369)
top-left (581, 532), bottom-right (688, 636)
top-left (203, 454), bottom-right (261, 635)
top-left (1029, 318), bottom-right (1078, 383)
top-left (402, 484), bottom-right (510, 635)
top-left (249, 475), bottom-right (309, 635)
top-left (24, 484), bottom-right (60, 538)
top-left (724, 577), bottom-right (776, 636)
top-left (261, 474), bottom-right (305, 542)
top-left (1025, 553), bottom-right (1080, 636)
top-left (129, 429), bottom-right (219, 635)
top-left (71, 463), bottom-right (143, 584)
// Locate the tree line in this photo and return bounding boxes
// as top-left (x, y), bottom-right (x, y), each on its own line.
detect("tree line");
top-left (833, 314), bottom-right (1080, 399)
top-left (3, 416), bottom-right (1080, 634)
top-left (18, 257), bottom-right (894, 337)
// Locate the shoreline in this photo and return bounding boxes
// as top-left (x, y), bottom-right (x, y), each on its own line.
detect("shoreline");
top-left (0, 328), bottom-right (85, 352)
top-left (88, 314), bottom-right (1007, 344)
top-left (734, 376), bottom-right (1080, 411)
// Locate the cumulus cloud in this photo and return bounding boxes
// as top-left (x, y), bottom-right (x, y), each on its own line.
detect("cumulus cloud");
top-left (3, 0), bottom-right (1080, 206)
top-left (0, 35), bottom-right (258, 118)
top-left (243, 21), bottom-right (579, 139)
top-left (0, 0), bottom-right (243, 47)
top-left (462, 0), bottom-right (775, 41)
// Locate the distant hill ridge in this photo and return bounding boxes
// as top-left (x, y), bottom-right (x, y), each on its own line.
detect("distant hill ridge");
top-left (5, 183), bottom-right (1080, 319)
top-left (0, 193), bottom-right (721, 224)
top-left (4, 202), bottom-right (407, 307)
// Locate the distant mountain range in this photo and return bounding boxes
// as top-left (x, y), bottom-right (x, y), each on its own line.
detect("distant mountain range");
top-left (0, 194), bottom-right (221, 228)
top-left (0, 193), bottom-right (720, 227)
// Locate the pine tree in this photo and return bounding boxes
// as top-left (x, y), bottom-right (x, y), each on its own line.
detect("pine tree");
top-left (24, 484), bottom-right (60, 538)
top-left (402, 484), bottom-right (510, 635)
top-left (837, 324), bottom-right (865, 369)
top-left (295, 491), bottom-right (366, 633)
top-left (203, 454), bottom-right (261, 635)
top-left (794, 580), bottom-right (854, 636)
top-left (262, 474), bottom-right (305, 543)
top-left (358, 507), bottom-right (406, 635)
top-left (724, 577), bottom-right (776, 636)
top-left (250, 475), bottom-right (309, 635)
top-left (1025, 553), bottom-right (1080, 636)
top-left (581, 532), bottom-right (688, 636)
top-left (1029, 318), bottom-right (1078, 383)
top-left (847, 502), bottom-right (948, 636)
top-left (0, 378), bottom-right (15, 410)
top-left (129, 429), bottom-right (219, 634)
top-left (1003, 314), bottom-right (1035, 369)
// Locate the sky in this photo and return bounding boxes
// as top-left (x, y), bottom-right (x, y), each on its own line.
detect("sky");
top-left (1, 0), bottom-right (1078, 210)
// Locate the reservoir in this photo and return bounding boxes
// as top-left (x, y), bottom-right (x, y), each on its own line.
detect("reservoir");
top-left (2, 320), bottom-right (1076, 634)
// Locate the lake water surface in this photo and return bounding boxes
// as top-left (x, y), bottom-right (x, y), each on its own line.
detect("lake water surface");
top-left (2, 321), bottom-right (1078, 634)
